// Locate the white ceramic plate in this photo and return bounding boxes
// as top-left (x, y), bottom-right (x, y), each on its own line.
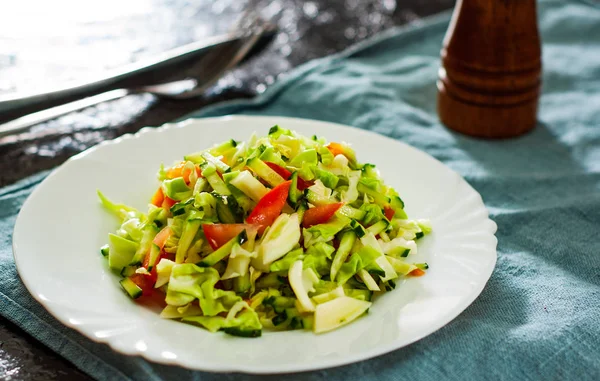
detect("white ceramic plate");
top-left (13, 116), bottom-right (497, 373)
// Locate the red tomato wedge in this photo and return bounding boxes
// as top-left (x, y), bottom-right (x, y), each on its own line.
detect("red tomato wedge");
top-left (246, 180), bottom-right (292, 234)
top-left (302, 202), bottom-right (344, 227)
top-left (129, 273), bottom-right (155, 297)
top-left (265, 162), bottom-right (292, 179)
top-left (384, 206), bottom-right (395, 221)
top-left (265, 162), bottom-right (313, 190)
top-left (202, 224), bottom-right (258, 250)
top-left (153, 227), bottom-right (172, 249)
top-left (151, 187), bottom-right (164, 207)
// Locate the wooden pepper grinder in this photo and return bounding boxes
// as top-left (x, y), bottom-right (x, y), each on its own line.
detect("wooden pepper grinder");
top-left (437, 0), bottom-right (542, 138)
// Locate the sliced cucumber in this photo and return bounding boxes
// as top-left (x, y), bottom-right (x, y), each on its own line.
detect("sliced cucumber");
top-left (357, 183), bottom-right (390, 206)
top-left (247, 157), bottom-right (285, 187)
top-left (213, 193), bottom-right (243, 223)
top-left (201, 162), bottom-right (231, 196)
top-left (146, 244), bottom-right (161, 271)
top-left (100, 244), bottom-right (109, 257)
top-left (357, 269), bottom-right (380, 291)
top-left (120, 265), bottom-right (137, 277)
top-left (350, 220), bottom-right (367, 238)
top-left (338, 205), bottom-right (365, 220)
top-left (366, 220), bottom-right (389, 236)
top-left (288, 172), bottom-right (303, 206)
top-left (233, 272), bottom-right (251, 295)
top-left (229, 170), bottom-right (269, 202)
top-left (120, 277), bottom-right (142, 299)
top-left (201, 152), bottom-right (230, 173)
top-left (222, 327), bottom-right (262, 338)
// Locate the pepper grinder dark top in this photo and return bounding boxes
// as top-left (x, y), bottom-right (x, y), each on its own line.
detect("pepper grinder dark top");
top-left (437, 0), bottom-right (542, 138)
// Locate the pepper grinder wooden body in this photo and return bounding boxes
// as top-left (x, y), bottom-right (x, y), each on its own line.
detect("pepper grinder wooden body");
top-left (437, 0), bottom-right (542, 138)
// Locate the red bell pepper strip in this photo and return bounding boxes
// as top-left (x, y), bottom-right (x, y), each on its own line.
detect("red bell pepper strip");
top-left (302, 202), bottom-right (344, 227)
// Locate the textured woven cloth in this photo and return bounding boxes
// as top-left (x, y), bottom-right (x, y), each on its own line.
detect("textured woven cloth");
top-left (1, 0), bottom-right (599, 379)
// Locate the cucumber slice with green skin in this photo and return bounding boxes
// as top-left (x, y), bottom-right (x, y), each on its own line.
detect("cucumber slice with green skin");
top-left (146, 244), bottom-right (161, 271)
top-left (108, 234), bottom-right (139, 271)
top-left (259, 146), bottom-right (286, 167)
top-left (357, 269), bottom-right (380, 291)
top-left (271, 310), bottom-right (288, 326)
top-left (385, 255), bottom-right (417, 275)
top-left (183, 152), bottom-right (206, 164)
top-left (330, 230), bottom-right (357, 281)
top-left (201, 152), bottom-right (230, 173)
top-left (213, 193), bottom-right (243, 223)
top-left (229, 170), bottom-right (269, 202)
top-left (366, 220), bottom-right (389, 236)
top-left (222, 327), bottom-right (262, 338)
top-left (169, 198), bottom-right (194, 216)
top-left (388, 195), bottom-right (408, 219)
top-left (304, 189), bottom-right (333, 206)
top-left (288, 172), bottom-right (303, 206)
top-left (338, 205), bottom-right (365, 220)
top-left (201, 162), bottom-right (231, 196)
top-left (357, 183), bottom-right (390, 206)
top-left (350, 220), bottom-right (367, 238)
top-left (198, 231), bottom-right (247, 267)
top-left (209, 139), bottom-right (238, 156)
top-left (222, 171), bottom-right (239, 184)
top-left (233, 272), bottom-right (251, 294)
top-left (120, 266), bottom-right (137, 277)
top-left (247, 157), bottom-right (286, 187)
top-left (361, 163), bottom-right (379, 178)
top-left (226, 185), bottom-right (255, 214)
top-left (416, 262), bottom-right (429, 270)
top-left (120, 277), bottom-right (142, 299)
top-left (295, 199), bottom-right (308, 222)
top-left (263, 296), bottom-right (296, 312)
top-left (415, 231), bottom-right (425, 239)
top-left (100, 244), bottom-right (109, 257)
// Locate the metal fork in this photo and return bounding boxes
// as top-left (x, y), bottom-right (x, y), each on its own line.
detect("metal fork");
top-left (0, 21), bottom-right (272, 138)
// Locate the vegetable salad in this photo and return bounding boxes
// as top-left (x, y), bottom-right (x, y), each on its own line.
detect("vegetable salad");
top-left (98, 126), bottom-right (431, 337)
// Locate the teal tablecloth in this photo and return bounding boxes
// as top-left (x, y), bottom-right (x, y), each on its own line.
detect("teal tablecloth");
top-left (1, 0), bottom-right (599, 379)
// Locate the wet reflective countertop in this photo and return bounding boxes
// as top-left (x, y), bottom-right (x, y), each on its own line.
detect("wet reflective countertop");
top-left (0, 0), bottom-right (453, 379)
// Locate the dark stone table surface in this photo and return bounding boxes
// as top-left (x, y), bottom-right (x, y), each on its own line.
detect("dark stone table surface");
top-left (0, 0), bottom-right (453, 379)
